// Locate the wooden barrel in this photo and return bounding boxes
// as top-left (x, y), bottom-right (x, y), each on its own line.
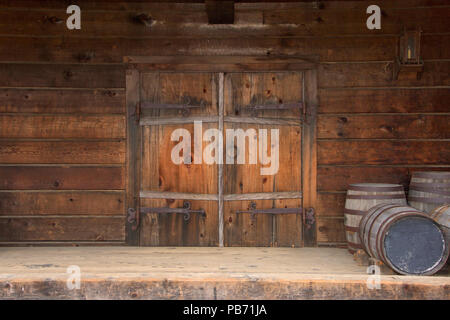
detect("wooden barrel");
top-left (408, 171), bottom-right (450, 213)
top-left (430, 205), bottom-right (450, 245)
top-left (344, 183), bottom-right (407, 254)
top-left (360, 203), bottom-right (449, 275)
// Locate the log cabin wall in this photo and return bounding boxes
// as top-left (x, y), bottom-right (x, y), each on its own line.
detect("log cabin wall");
top-left (0, 0), bottom-right (448, 246)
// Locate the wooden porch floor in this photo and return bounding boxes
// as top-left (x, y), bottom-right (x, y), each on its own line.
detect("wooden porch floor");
top-left (0, 247), bottom-right (448, 300)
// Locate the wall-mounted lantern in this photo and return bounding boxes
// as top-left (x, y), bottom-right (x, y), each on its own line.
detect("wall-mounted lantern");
top-left (393, 28), bottom-right (424, 80)
top-left (400, 29), bottom-right (422, 64)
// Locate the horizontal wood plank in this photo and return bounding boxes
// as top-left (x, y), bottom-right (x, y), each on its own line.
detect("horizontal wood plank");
top-left (319, 88), bottom-right (450, 114)
top-left (0, 6), bottom-right (448, 37)
top-left (263, 6), bottom-right (450, 34)
top-left (318, 115), bottom-right (450, 139)
top-left (0, 141), bottom-right (125, 164)
top-left (0, 241), bottom-right (125, 246)
top-left (319, 61), bottom-right (450, 88)
top-left (127, 55), bottom-right (317, 71)
top-left (316, 192), bottom-right (346, 217)
top-left (2, 0), bottom-right (448, 10)
top-left (0, 166), bottom-right (125, 190)
top-left (318, 140), bottom-right (450, 165)
top-left (0, 217), bottom-right (125, 241)
top-left (0, 88), bottom-right (124, 114)
top-left (0, 114), bottom-right (125, 139)
top-left (1, 34), bottom-right (448, 63)
top-left (317, 218), bottom-right (346, 242)
top-left (317, 166), bottom-right (450, 192)
top-left (0, 64), bottom-right (124, 88)
top-left (0, 191), bottom-right (125, 215)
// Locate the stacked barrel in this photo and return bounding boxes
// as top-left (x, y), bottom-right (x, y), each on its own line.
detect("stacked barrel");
top-left (344, 184), bottom-right (407, 254)
top-left (344, 172), bottom-right (450, 275)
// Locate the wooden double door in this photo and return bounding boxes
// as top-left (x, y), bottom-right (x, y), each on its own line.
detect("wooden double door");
top-left (125, 57), bottom-right (317, 247)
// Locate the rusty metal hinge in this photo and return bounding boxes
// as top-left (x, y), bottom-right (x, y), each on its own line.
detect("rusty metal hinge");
top-left (304, 207), bottom-right (315, 229)
top-left (140, 201), bottom-right (206, 222)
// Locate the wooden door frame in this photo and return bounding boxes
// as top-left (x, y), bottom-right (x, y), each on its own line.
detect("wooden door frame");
top-left (124, 56), bottom-right (319, 246)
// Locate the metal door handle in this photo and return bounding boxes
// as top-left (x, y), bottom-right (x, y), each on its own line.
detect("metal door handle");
top-left (140, 201), bottom-right (206, 221)
top-left (236, 201), bottom-right (303, 220)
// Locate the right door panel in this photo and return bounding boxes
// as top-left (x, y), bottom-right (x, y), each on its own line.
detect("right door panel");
top-left (223, 72), bottom-right (303, 247)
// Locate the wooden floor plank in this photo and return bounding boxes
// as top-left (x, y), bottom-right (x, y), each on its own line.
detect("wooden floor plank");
top-left (0, 247), bottom-right (448, 300)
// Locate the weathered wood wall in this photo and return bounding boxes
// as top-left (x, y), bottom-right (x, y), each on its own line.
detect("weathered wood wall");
top-left (0, 0), bottom-right (448, 246)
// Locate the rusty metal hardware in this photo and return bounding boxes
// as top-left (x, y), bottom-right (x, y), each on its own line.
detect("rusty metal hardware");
top-left (127, 207), bottom-right (137, 224)
top-left (128, 208), bottom-right (140, 231)
top-left (140, 97), bottom-right (206, 117)
top-left (304, 207), bottom-right (316, 229)
top-left (236, 201), bottom-right (303, 221)
top-left (140, 201), bottom-right (206, 221)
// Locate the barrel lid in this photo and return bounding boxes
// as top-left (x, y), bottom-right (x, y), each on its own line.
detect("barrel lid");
top-left (383, 216), bottom-right (448, 275)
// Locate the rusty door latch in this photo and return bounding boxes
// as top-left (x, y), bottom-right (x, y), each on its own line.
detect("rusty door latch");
top-left (127, 207), bottom-right (140, 231)
top-left (304, 207), bottom-right (316, 229)
top-left (140, 201), bottom-right (206, 221)
top-left (236, 201), bottom-right (303, 221)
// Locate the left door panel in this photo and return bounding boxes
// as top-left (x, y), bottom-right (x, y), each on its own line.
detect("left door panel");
top-left (138, 72), bottom-right (219, 246)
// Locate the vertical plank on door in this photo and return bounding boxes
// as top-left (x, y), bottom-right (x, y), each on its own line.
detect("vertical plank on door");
top-left (302, 69), bottom-right (318, 246)
top-left (125, 68), bottom-right (140, 246)
top-left (218, 72), bottom-right (225, 247)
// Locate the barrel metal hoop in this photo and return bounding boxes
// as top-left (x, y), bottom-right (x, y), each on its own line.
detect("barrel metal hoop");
top-left (345, 225), bottom-right (360, 232)
top-left (409, 196), bottom-right (450, 204)
top-left (409, 187), bottom-right (450, 196)
top-left (430, 205), bottom-right (450, 220)
top-left (348, 185), bottom-right (404, 192)
top-left (413, 172), bottom-right (450, 179)
top-left (346, 194), bottom-right (406, 200)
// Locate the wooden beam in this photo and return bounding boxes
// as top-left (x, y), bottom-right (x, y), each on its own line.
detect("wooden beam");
top-left (124, 55), bottom-right (318, 72)
top-left (206, 0), bottom-right (235, 24)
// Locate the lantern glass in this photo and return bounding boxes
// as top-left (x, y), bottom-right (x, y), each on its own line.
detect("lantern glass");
top-left (400, 30), bottom-right (421, 64)
top-left (407, 35), bottom-right (416, 61)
